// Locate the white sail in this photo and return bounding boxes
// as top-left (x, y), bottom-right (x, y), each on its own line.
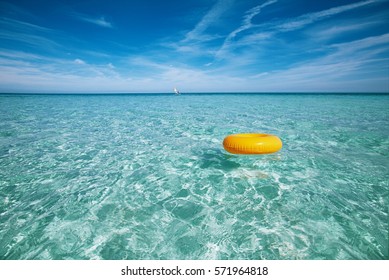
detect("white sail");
top-left (174, 88), bottom-right (180, 95)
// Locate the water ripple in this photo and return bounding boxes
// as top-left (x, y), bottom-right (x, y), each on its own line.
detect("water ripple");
top-left (0, 94), bottom-right (388, 259)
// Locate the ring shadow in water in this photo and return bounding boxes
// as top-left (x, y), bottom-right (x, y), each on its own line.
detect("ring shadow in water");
top-left (197, 148), bottom-right (241, 171)
top-left (195, 148), bottom-right (271, 179)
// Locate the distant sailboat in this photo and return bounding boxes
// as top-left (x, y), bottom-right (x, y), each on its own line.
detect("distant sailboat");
top-left (173, 87), bottom-right (180, 95)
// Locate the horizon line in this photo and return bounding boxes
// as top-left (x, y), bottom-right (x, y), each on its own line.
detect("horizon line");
top-left (1, 91), bottom-right (388, 96)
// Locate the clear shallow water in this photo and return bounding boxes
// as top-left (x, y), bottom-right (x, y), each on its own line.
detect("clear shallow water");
top-left (0, 93), bottom-right (388, 260)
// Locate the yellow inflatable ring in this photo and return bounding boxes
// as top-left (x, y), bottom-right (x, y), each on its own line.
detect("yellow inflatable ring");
top-left (223, 133), bottom-right (282, 154)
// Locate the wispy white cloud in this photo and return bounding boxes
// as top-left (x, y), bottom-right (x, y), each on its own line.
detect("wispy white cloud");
top-left (161, 3), bottom-right (225, 60)
top-left (245, 33), bottom-right (389, 92)
top-left (1, 41), bottom-right (387, 93)
top-left (73, 13), bottom-right (113, 28)
top-left (0, 1), bottom-right (37, 20)
top-left (68, 58), bottom-right (119, 78)
top-left (0, 15), bottom-right (118, 82)
top-left (2, 29), bottom-right (387, 93)
top-left (226, 0), bottom-right (277, 41)
top-left (183, 0), bottom-right (234, 42)
top-left (330, 33), bottom-right (389, 54)
top-left (310, 21), bottom-right (382, 42)
top-left (74, 58), bottom-right (86, 65)
top-left (215, 0), bottom-right (379, 61)
top-left (0, 49), bottom-right (246, 93)
top-left (216, 0), bottom-right (277, 59)
top-left (0, 17), bottom-right (52, 33)
top-left (277, 0), bottom-right (376, 32)
top-left (0, 17), bottom-right (62, 51)
top-left (0, 30), bottom-right (61, 52)
top-left (0, 49), bottom-right (43, 61)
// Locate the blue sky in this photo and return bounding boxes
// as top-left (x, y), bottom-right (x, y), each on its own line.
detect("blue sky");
top-left (0, 0), bottom-right (388, 93)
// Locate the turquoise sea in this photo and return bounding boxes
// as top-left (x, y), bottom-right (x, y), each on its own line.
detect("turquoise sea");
top-left (0, 93), bottom-right (388, 260)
